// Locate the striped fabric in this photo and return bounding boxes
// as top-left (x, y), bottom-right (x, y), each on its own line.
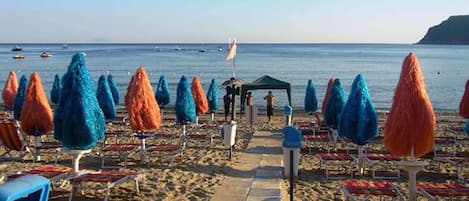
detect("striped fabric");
top-left (70, 171), bottom-right (137, 183)
top-left (0, 122), bottom-right (22, 151)
top-left (343, 180), bottom-right (399, 197)
top-left (317, 153), bottom-right (353, 161)
top-left (417, 183), bottom-right (469, 197)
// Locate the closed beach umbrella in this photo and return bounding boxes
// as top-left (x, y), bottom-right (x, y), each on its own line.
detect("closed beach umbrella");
top-left (304, 79), bottom-right (318, 114)
top-left (321, 78), bottom-right (334, 114)
top-left (207, 79), bottom-right (219, 121)
top-left (384, 53), bottom-right (435, 201)
top-left (125, 67), bottom-right (161, 131)
top-left (107, 74), bottom-right (119, 105)
top-left (2, 71), bottom-right (18, 110)
top-left (338, 74), bottom-right (378, 173)
top-left (97, 75), bottom-right (116, 121)
top-left (175, 76), bottom-right (196, 123)
top-left (465, 121), bottom-right (469, 135)
top-left (50, 74), bottom-right (61, 104)
top-left (191, 76), bottom-right (208, 125)
top-left (459, 79), bottom-right (469, 118)
top-left (54, 53), bottom-right (105, 150)
top-left (13, 75), bottom-right (28, 120)
top-left (155, 75), bottom-right (171, 108)
top-left (324, 79), bottom-right (346, 129)
top-left (21, 72), bottom-right (53, 136)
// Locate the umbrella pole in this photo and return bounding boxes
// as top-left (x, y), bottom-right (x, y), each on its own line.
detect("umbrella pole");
top-left (182, 124), bottom-right (186, 149)
top-left (397, 147), bottom-right (428, 201)
top-left (196, 115), bottom-right (199, 126)
top-left (358, 145), bottom-right (364, 174)
top-left (34, 136), bottom-right (42, 162)
top-left (211, 113), bottom-right (215, 122)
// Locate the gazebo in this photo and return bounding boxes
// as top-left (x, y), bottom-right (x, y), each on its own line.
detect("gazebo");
top-left (240, 75), bottom-right (292, 112)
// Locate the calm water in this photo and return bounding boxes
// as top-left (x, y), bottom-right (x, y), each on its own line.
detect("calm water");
top-left (0, 43), bottom-right (468, 111)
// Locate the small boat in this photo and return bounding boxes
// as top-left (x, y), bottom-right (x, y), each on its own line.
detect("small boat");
top-left (62, 44), bottom-right (68, 49)
top-left (199, 49), bottom-right (205, 52)
top-left (217, 46), bottom-right (223, 52)
top-left (12, 54), bottom-right (25, 59)
top-left (175, 46), bottom-right (181, 51)
top-left (11, 45), bottom-right (22, 52)
top-left (154, 45), bottom-right (160, 51)
top-left (40, 52), bottom-right (52, 58)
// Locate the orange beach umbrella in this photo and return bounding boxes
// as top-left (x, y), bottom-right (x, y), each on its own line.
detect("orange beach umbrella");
top-left (20, 72), bottom-right (53, 136)
top-left (125, 67), bottom-right (161, 131)
top-left (321, 78), bottom-right (334, 114)
top-left (384, 53), bottom-right (435, 158)
top-left (191, 76), bottom-right (209, 115)
top-left (459, 79), bottom-right (469, 118)
top-left (2, 71), bottom-right (18, 110)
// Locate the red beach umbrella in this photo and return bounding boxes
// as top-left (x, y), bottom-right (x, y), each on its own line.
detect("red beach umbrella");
top-left (459, 79), bottom-right (469, 118)
top-left (125, 67), bottom-right (161, 131)
top-left (20, 72), bottom-right (53, 136)
top-left (2, 71), bottom-right (18, 110)
top-left (321, 78), bottom-right (334, 114)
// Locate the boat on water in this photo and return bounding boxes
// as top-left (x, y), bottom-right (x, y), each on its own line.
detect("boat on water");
top-left (217, 47), bottom-right (223, 52)
top-left (12, 54), bottom-right (25, 59)
top-left (199, 49), bottom-right (205, 52)
top-left (175, 46), bottom-right (181, 51)
top-left (11, 45), bottom-right (22, 51)
top-left (40, 52), bottom-right (52, 58)
top-left (62, 44), bottom-right (68, 49)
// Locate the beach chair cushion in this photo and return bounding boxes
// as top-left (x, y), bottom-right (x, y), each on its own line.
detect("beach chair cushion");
top-left (304, 134), bottom-right (329, 142)
top-left (417, 183), bottom-right (469, 197)
top-left (102, 144), bottom-right (139, 152)
top-left (317, 153), bottom-right (354, 161)
top-left (343, 180), bottom-right (401, 197)
top-left (8, 166), bottom-right (72, 180)
top-left (147, 145), bottom-right (181, 152)
top-left (364, 153), bottom-right (401, 161)
top-left (0, 122), bottom-right (22, 151)
top-left (70, 171), bottom-right (138, 183)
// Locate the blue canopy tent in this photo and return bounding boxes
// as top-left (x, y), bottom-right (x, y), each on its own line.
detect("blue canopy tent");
top-left (97, 75), bottom-right (116, 121)
top-left (175, 76), bottom-right (195, 148)
top-left (13, 75), bottom-right (27, 120)
top-left (324, 79), bottom-right (346, 145)
top-left (338, 74), bottom-right (378, 173)
top-left (50, 74), bottom-right (60, 104)
top-left (54, 53), bottom-right (105, 173)
top-left (107, 74), bottom-right (119, 105)
top-left (206, 79), bottom-right (219, 121)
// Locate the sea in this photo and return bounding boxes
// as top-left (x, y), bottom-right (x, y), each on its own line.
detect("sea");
top-left (0, 43), bottom-right (468, 111)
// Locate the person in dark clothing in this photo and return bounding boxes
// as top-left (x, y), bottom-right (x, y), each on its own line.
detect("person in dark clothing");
top-left (263, 91), bottom-right (276, 124)
top-left (223, 93), bottom-right (232, 121)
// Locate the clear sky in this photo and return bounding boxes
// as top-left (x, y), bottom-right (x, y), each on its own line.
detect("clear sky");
top-left (1, 0), bottom-right (468, 43)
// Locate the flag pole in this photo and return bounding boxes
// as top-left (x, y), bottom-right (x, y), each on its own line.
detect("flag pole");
top-left (232, 57), bottom-right (236, 78)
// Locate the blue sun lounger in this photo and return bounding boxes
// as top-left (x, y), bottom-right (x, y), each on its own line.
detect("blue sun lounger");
top-left (0, 175), bottom-right (50, 201)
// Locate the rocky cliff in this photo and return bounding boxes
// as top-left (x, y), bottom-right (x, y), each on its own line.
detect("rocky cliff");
top-left (418, 15), bottom-right (469, 45)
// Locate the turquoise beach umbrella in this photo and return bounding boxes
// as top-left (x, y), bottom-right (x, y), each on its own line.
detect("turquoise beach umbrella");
top-left (54, 53), bottom-right (105, 150)
top-left (155, 75), bottom-right (171, 107)
top-left (465, 121), bottom-right (469, 136)
top-left (50, 74), bottom-right (61, 104)
top-left (107, 74), bottom-right (119, 105)
top-left (304, 79), bottom-right (318, 114)
top-left (13, 75), bottom-right (28, 120)
top-left (324, 79), bottom-right (346, 129)
top-left (207, 79), bottom-right (219, 113)
top-left (338, 74), bottom-right (378, 145)
top-left (97, 75), bottom-right (116, 121)
top-left (175, 76), bottom-right (196, 123)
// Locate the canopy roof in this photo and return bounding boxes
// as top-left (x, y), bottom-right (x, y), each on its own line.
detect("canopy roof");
top-left (241, 75), bottom-right (291, 106)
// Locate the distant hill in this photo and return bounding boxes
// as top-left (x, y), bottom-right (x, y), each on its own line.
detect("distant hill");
top-left (418, 15), bottom-right (469, 45)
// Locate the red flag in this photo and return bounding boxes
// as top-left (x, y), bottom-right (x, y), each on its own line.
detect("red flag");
top-left (225, 40), bottom-right (237, 61)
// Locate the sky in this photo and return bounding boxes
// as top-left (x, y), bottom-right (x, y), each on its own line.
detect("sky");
top-left (1, 0), bottom-right (468, 43)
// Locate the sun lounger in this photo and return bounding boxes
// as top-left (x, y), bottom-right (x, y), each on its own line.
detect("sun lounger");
top-left (68, 171), bottom-right (141, 201)
top-left (417, 183), bottom-right (469, 201)
top-left (363, 153), bottom-right (401, 180)
top-left (146, 144), bottom-right (183, 168)
top-left (8, 166), bottom-right (72, 190)
top-left (435, 156), bottom-right (469, 181)
top-left (317, 153), bottom-right (354, 180)
top-left (303, 129), bottom-right (331, 153)
top-left (101, 130), bottom-right (139, 169)
top-left (433, 136), bottom-right (457, 157)
top-left (342, 180), bottom-right (404, 201)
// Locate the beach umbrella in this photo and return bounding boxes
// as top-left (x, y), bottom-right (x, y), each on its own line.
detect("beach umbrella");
top-left (324, 79), bottom-right (346, 145)
top-left (176, 76), bottom-right (196, 148)
top-left (54, 53), bottom-right (105, 150)
top-left (206, 78), bottom-right (219, 121)
top-left (459, 79), bottom-right (469, 118)
top-left (107, 74), bottom-right (119, 105)
top-left (338, 74), bottom-right (378, 173)
top-left (305, 79), bottom-right (318, 114)
top-left (125, 67), bottom-right (161, 131)
top-left (97, 75), bottom-right (116, 121)
top-left (465, 121), bottom-right (469, 135)
top-left (13, 75), bottom-right (28, 120)
top-left (384, 53), bottom-right (435, 201)
top-left (191, 76), bottom-right (209, 125)
top-left (2, 71), bottom-right (18, 110)
top-left (155, 75), bottom-right (171, 108)
top-left (321, 78), bottom-right (334, 114)
top-left (50, 74), bottom-right (61, 104)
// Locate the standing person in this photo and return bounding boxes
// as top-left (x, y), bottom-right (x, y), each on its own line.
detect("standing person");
top-left (263, 91), bottom-right (276, 124)
top-left (223, 90), bottom-right (232, 121)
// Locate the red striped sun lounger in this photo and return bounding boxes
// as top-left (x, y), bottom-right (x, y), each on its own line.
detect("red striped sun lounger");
top-left (342, 180), bottom-right (404, 201)
top-left (317, 153), bottom-right (354, 180)
top-left (417, 183), bottom-right (469, 201)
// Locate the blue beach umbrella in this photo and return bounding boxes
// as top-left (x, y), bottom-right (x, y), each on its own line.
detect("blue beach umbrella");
top-left (107, 74), bottom-right (119, 105)
top-left (175, 76), bottom-right (196, 123)
top-left (97, 75), bottom-right (116, 121)
top-left (207, 78), bottom-right (219, 113)
top-left (50, 74), bottom-right (61, 104)
top-left (304, 79), bottom-right (318, 114)
top-left (324, 79), bottom-right (346, 144)
top-left (338, 74), bottom-right (378, 173)
top-left (465, 121), bottom-right (469, 136)
top-left (155, 75), bottom-right (171, 107)
top-left (13, 75), bottom-right (28, 120)
top-left (54, 53), bottom-right (105, 150)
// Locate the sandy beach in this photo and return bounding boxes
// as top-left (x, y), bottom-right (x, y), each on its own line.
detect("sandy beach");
top-left (0, 108), bottom-right (468, 200)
